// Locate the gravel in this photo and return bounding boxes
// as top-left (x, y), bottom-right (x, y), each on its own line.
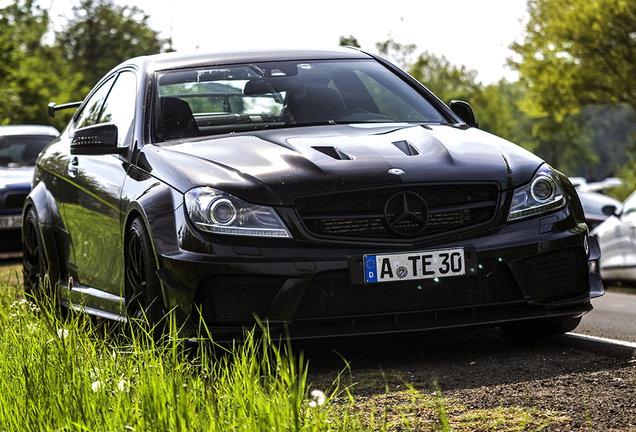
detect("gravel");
top-left (301, 328), bottom-right (636, 431)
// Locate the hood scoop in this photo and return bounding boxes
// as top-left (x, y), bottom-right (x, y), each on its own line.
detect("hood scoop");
top-left (312, 146), bottom-right (354, 160)
top-left (392, 140), bottom-right (420, 156)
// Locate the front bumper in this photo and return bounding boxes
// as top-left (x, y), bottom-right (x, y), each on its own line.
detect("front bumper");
top-left (155, 206), bottom-right (603, 341)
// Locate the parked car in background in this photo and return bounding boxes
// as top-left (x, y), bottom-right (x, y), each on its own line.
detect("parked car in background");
top-left (0, 125), bottom-right (59, 258)
top-left (592, 190), bottom-right (636, 284)
top-left (23, 48), bottom-right (603, 341)
top-left (577, 190), bottom-right (621, 230)
top-left (573, 177), bottom-right (622, 194)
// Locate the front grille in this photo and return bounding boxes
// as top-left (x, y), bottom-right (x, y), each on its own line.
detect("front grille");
top-left (294, 260), bottom-right (522, 320)
top-left (525, 247), bottom-right (588, 300)
top-left (294, 184), bottom-right (499, 240)
top-left (3, 192), bottom-right (28, 210)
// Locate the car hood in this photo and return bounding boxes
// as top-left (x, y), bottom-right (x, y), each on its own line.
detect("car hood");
top-left (141, 124), bottom-right (543, 205)
top-left (0, 166), bottom-right (34, 190)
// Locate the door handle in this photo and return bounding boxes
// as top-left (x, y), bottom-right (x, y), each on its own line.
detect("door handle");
top-left (68, 157), bottom-right (79, 177)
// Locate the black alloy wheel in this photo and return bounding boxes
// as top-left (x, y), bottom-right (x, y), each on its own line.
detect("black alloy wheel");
top-left (125, 217), bottom-right (165, 330)
top-left (22, 208), bottom-right (47, 299)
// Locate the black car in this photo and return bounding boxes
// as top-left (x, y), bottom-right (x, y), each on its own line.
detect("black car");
top-left (0, 125), bottom-right (58, 258)
top-left (577, 190), bottom-right (620, 230)
top-left (24, 48), bottom-right (603, 340)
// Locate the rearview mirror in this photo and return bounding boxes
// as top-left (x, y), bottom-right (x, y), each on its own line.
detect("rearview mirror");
top-left (450, 100), bottom-right (478, 128)
top-left (71, 123), bottom-right (125, 155)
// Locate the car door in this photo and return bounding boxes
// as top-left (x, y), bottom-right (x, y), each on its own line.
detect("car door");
top-left (62, 70), bottom-right (137, 294)
top-left (600, 192), bottom-right (636, 270)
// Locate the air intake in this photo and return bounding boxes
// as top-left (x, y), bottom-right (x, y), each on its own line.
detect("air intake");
top-left (313, 146), bottom-right (354, 160)
top-left (392, 140), bottom-right (420, 156)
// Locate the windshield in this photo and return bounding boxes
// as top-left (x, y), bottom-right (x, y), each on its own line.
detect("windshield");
top-left (0, 135), bottom-right (53, 167)
top-left (152, 59), bottom-right (446, 142)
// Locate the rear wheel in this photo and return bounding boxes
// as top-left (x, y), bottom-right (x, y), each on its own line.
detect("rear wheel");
top-left (500, 316), bottom-right (582, 341)
top-left (125, 217), bottom-right (165, 335)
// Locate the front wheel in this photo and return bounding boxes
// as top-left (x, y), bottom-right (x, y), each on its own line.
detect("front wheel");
top-left (125, 217), bottom-right (165, 332)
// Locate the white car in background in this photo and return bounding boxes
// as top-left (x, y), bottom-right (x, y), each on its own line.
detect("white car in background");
top-left (592, 190), bottom-right (636, 283)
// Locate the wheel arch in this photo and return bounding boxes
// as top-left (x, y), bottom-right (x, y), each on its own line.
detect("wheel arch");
top-left (123, 184), bottom-right (183, 308)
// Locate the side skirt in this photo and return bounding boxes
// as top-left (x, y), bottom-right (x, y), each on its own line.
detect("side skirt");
top-left (58, 281), bottom-right (127, 322)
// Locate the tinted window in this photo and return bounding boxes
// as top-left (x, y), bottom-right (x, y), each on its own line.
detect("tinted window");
top-left (153, 59), bottom-right (446, 142)
top-left (0, 135), bottom-right (54, 166)
top-left (99, 71), bottom-right (137, 147)
top-left (75, 75), bottom-right (115, 130)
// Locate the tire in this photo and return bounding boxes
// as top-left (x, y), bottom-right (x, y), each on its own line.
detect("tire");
top-left (500, 316), bottom-right (582, 341)
top-left (124, 217), bottom-right (165, 333)
top-left (22, 208), bottom-right (47, 299)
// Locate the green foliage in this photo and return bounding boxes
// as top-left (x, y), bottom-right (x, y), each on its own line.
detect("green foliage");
top-left (0, 0), bottom-right (167, 127)
top-left (0, 0), bottom-right (80, 128)
top-left (375, 35), bottom-right (417, 69)
top-left (409, 51), bottom-right (482, 105)
top-left (577, 106), bottom-right (636, 180)
top-left (469, 80), bottom-right (535, 148)
top-left (606, 156), bottom-right (636, 202)
top-left (56, 0), bottom-right (170, 93)
top-left (509, 0), bottom-right (636, 172)
top-left (339, 35), bottom-right (360, 48)
top-left (512, 0), bottom-right (636, 113)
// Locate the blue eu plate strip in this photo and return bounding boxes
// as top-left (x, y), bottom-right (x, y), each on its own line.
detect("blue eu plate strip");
top-left (364, 255), bottom-right (378, 283)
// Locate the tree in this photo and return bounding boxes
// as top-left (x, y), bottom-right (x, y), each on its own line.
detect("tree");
top-left (505, 0), bottom-right (636, 171)
top-left (0, 0), bottom-right (81, 127)
top-left (408, 51), bottom-right (482, 105)
top-left (56, 0), bottom-right (169, 93)
top-left (470, 80), bottom-right (534, 148)
top-left (375, 36), bottom-right (417, 70)
top-left (512, 0), bottom-right (636, 114)
top-left (339, 35), bottom-right (360, 48)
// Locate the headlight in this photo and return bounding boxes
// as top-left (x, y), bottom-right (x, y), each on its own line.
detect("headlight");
top-left (185, 187), bottom-right (292, 238)
top-left (508, 165), bottom-right (566, 222)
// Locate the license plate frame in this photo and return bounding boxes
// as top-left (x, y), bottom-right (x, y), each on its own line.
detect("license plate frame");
top-left (363, 248), bottom-right (465, 283)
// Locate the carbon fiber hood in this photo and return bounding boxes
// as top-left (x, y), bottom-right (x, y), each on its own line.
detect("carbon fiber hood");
top-left (143, 123), bottom-right (543, 204)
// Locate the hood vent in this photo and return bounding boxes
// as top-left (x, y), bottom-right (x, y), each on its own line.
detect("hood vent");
top-left (313, 146), bottom-right (354, 160)
top-left (392, 140), bottom-right (420, 156)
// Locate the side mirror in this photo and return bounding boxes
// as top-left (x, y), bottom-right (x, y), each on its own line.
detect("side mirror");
top-left (450, 100), bottom-right (478, 128)
top-left (71, 123), bottom-right (124, 155)
top-left (601, 204), bottom-right (618, 217)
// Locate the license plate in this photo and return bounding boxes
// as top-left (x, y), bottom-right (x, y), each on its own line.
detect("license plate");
top-left (0, 215), bottom-right (22, 229)
top-left (364, 248), bottom-right (465, 283)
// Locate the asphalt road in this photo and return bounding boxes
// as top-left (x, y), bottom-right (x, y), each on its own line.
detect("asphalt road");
top-left (573, 289), bottom-right (636, 342)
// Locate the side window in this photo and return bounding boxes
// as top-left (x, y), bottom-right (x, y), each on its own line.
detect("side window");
top-left (75, 76), bottom-right (116, 130)
top-left (99, 71), bottom-right (137, 147)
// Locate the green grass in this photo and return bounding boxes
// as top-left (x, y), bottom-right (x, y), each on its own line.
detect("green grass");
top-left (0, 260), bottom-right (573, 431)
top-left (0, 296), bottom-right (363, 431)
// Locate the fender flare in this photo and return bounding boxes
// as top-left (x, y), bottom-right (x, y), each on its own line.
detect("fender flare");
top-left (123, 181), bottom-right (184, 313)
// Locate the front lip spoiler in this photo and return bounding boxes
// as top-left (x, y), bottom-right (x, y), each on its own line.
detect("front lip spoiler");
top-left (180, 300), bottom-right (593, 342)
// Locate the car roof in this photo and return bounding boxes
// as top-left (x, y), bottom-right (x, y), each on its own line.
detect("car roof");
top-left (0, 125), bottom-right (59, 137)
top-left (123, 47), bottom-right (373, 73)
